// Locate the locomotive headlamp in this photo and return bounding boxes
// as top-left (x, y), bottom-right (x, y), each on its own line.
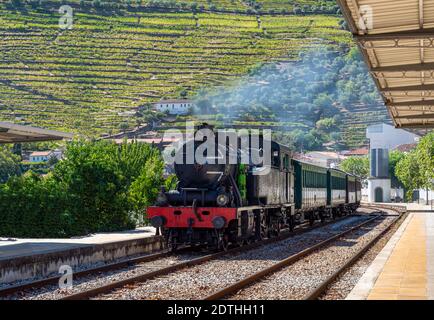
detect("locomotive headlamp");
top-left (150, 216), bottom-right (166, 228)
top-left (212, 216), bottom-right (226, 229)
top-left (216, 194), bottom-right (229, 207)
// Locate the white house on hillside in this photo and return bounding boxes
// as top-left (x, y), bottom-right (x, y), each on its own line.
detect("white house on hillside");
top-left (28, 149), bottom-right (63, 163)
top-left (153, 99), bottom-right (194, 115)
top-left (29, 151), bottom-right (53, 163)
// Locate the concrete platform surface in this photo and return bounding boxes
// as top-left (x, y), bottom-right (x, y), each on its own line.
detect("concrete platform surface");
top-left (0, 227), bottom-right (157, 260)
top-left (347, 212), bottom-right (434, 300)
top-left (0, 227), bottom-right (163, 285)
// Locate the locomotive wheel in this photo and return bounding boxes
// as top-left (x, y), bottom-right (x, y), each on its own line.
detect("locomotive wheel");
top-left (169, 239), bottom-right (178, 253)
top-left (269, 219), bottom-right (281, 237)
top-left (218, 234), bottom-right (229, 251)
top-left (288, 216), bottom-right (295, 232)
top-left (309, 215), bottom-right (315, 226)
top-left (275, 220), bottom-right (281, 236)
top-left (242, 238), bottom-right (253, 246)
top-left (319, 212), bottom-right (325, 223)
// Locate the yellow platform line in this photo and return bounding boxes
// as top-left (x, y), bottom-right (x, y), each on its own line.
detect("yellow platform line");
top-left (427, 214), bottom-right (434, 299)
top-left (368, 214), bottom-right (428, 300)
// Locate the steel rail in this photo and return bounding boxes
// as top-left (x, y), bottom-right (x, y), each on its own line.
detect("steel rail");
top-left (0, 248), bottom-right (186, 297)
top-left (203, 215), bottom-right (383, 300)
top-left (303, 209), bottom-right (406, 300)
top-left (362, 204), bottom-right (407, 214)
top-left (59, 212), bottom-right (375, 300)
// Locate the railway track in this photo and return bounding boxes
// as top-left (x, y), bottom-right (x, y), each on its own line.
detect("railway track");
top-left (205, 206), bottom-right (404, 300)
top-left (0, 211), bottom-right (358, 300)
top-left (59, 214), bottom-right (363, 300)
top-left (0, 206), bottom-right (397, 300)
top-left (68, 209), bottom-right (389, 300)
top-left (0, 247), bottom-right (193, 298)
top-left (306, 205), bottom-right (407, 300)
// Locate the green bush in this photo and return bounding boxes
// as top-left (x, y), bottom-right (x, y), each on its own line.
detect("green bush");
top-left (0, 140), bottom-right (165, 238)
top-left (0, 147), bottom-right (21, 183)
top-left (0, 172), bottom-right (72, 237)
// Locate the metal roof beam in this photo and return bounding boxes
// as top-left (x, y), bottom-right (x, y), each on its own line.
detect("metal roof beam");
top-left (372, 63), bottom-right (434, 73)
top-left (355, 29), bottom-right (434, 41)
top-left (380, 84), bottom-right (434, 92)
top-left (396, 123), bottom-right (434, 129)
top-left (394, 113), bottom-right (434, 119)
top-left (387, 101), bottom-right (434, 107)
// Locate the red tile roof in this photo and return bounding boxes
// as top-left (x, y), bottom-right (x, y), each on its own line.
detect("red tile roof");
top-left (344, 148), bottom-right (369, 156)
top-left (30, 151), bottom-right (52, 157)
top-left (393, 143), bottom-right (417, 153)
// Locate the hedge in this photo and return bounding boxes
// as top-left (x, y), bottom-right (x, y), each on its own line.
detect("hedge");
top-left (0, 139), bottom-right (164, 238)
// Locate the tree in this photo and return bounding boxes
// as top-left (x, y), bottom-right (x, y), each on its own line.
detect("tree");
top-left (415, 132), bottom-right (434, 189)
top-left (339, 156), bottom-right (369, 179)
top-left (389, 150), bottom-right (405, 187)
top-left (316, 117), bottom-right (336, 133)
top-left (47, 155), bottom-right (59, 167)
top-left (190, 2), bottom-right (197, 11)
top-left (293, 6), bottom-right (301, 15)
top-left (1, 139), bottom-right (167, 237)
top-left (0, 147), bottom-right (21, 183)
top-left (119, 121), bottom-right (129, 133)
top-left (395, 132), bottom-right (434, 200)
top-left (128, 158), bottom-right (164, 222)
top-left (53, 140), bottom-right (164, 234)
top-left (395, 151), bottom-right (423, 200)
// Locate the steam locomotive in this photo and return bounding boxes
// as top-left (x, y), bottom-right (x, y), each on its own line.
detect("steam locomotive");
top-left (148, 125), bottom-right (362, 250)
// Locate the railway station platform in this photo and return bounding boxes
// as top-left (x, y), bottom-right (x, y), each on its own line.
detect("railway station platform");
top-left (0, 227), bottom-right (163, 285)
top-left (347, 209), bottom-right (434, 300)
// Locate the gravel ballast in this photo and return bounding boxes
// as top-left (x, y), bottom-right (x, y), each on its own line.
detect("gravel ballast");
top-left (92, 215), bottom-right (388, 300)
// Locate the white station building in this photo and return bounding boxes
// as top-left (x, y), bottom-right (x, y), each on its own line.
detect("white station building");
top-left (366, 123), bottom-right (419, 203)
top-left (153, 99), bottom-right (194, 115)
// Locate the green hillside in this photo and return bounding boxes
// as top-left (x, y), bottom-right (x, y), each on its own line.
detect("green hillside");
top-left (0, 0), bottom-right (389, 149)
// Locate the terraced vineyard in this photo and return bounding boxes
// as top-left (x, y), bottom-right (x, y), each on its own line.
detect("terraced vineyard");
top-left (24, 0), bottom-right (338, 14)
top-left (337, 103), bottom-right (391, 148)
top-left (0, 2), bottom-right (350, 136)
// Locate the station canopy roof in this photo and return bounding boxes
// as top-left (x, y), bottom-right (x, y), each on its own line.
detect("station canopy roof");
top-left (337, 0), bottom-right (434, 129)
top-left (0, 122), bottom-right (73, 144)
